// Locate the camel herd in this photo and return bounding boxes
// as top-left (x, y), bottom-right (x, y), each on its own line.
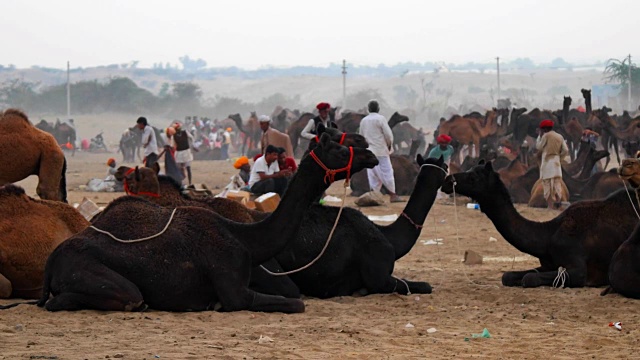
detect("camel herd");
top-left (3, 98), bottom-right (640, 315)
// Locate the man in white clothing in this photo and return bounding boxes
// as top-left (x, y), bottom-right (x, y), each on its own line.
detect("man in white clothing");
top-left (300, 102), bottom-right (337, 140)
top-left (248, 145), bottom-right (291, 196)
top-left (359, 100), bottom-right (402, 203)
top-left (136, 116), bottom-right (159, 168)
top-left (536, 119), bottom-right (569, 209)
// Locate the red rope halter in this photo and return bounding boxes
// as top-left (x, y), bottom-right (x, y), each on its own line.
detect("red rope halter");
top-left (309, 146), bottom-right (354, 185)
top-left (123, 168), bottom-right (160, 198)
top-left (313, 133), bottom-right (347, 145)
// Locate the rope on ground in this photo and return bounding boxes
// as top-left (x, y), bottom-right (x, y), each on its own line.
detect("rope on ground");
top-left (90, 208), bottom-right (178, 243)
top-left (260, 181), bottom-right (349, 276)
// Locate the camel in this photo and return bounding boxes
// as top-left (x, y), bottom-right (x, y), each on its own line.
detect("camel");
top-left (229, 112), bottom-right (261, 156)
top-left (287, 112), bottom-right (315, 156)
top-left (0, 184), bottom-right (88, 299)
top-left (335, 111), bottom-right (408, 134)
top-left (602, 157), bottom-right (640, 298)
top-left (438, 110), bottom-right (499, 161)
top-left (509, 108), bottom-right (558, 149)
top-left (441, 161), bottom-right (640, 288)
top-left (116, 155), bottom-right (447, 299)
top-left (271, 155), bottom-right (446, 298)
top-left (0, 109), bottom-right (68, 202)
top-left (54, 120), bottom-right (77, 156)
top-left (527, 178), bottom-right (570, 208)
top-left (270, 107), bottom-right (299, 133)
top-left (23, 134), bottom-right (378, 312)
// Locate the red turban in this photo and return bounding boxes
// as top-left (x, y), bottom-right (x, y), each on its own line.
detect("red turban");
top-left (316, 102), bottom-right (331, 111)
top-left (437, 134), bottom-right (452, 144)
top-left (539, 119), bottom-right (554, 128)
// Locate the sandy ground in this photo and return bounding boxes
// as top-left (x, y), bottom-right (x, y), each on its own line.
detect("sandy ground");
top-left (2, 151), bottom-right (639, 359)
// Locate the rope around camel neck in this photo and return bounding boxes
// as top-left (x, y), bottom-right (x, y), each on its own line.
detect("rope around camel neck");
top-left (259, 181), bottom-right (349, 276)
top-left (89, 208), bottom-right (178, 243)
top-left (620, 176), bottom-right (640, 220)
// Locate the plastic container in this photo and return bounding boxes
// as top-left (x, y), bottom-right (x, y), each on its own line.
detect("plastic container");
top-left (466, 203), bottom-right (480, 210)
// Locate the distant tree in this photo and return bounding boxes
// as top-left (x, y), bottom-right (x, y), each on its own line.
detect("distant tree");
top-left (0, 78), bottom-right (39, 109)
top-left (546, 85), bottom-right (571, 96)
top-left (345, 89), bottom-right (388, 112)
top-left (393, 85), bottom-right (418, 108)
top-left (550, 57), bottom-right (572, 69)
top-left (604, 57), bottom-right (640, 100)
top-left (179, 55), bottom-right (207, 72)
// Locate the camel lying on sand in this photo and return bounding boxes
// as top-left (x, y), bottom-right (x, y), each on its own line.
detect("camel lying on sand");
top-left (0, 185), bottom-right (88, 299)
top-left (441, 161), bottom-right (640, 289)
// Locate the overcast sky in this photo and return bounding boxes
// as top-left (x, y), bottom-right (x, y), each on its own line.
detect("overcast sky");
top-left (4, 0), bottom-right (638, 70)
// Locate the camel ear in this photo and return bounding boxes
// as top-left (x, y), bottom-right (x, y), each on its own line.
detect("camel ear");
top-left (484, 161), bottom-right (494, 172)
top-left (114, 166), bottom-right (129, 181)
top-left (416, 153), bottom-right (425, 165)
top-left (152, 161), bottom-right (160, 175)
top-left (436, 155), bottom-right (444, 166)
top-left (135, 166), bottom-right (141, 182)
top-left (478, 159), bottom-right (486, 165)
top-left (316, 123), bottom-right (326, 135)
top-left (319, 132), bottom-right (331, 148)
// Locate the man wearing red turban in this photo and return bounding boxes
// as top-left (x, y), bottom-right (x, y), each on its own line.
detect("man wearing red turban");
top-left (536, 119), bottom-right (569, 209)
top-left (428, 134), bottom-right (455, 165)
top-left (300, 102), bottom-right (338, 140)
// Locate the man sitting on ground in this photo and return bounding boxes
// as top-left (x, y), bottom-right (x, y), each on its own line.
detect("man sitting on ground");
top-left (248, 145), bottom-right (291, 196)
top-left (276, 147), bottom-right (297, 176)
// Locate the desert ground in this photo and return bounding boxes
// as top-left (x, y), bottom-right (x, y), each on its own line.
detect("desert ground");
top-left (2, 147), bottom-right (639, 360)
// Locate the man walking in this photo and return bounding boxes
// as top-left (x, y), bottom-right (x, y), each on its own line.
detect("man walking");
top-left (536, 119), bottom-right (569, 209)
top-left (359, 100), bottom-right (402, 203)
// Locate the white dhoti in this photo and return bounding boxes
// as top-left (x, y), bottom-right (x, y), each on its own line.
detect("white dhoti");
top-left (367, 156), bottom-right (396, 193)
top-left (175, 149), bottom-right (193, 166)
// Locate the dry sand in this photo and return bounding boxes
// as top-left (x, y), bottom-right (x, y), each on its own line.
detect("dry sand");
top-left (2, 151), bottom-right (638, 360)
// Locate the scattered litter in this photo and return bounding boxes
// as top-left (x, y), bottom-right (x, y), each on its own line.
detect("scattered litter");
top-left (489, 237), bottom-right (498, 242)
top-left (466, 203), bottom-right (480, 210)
top-left (414, 296), bottom-right (420, 301)
top-left (483, 255), bottom-right (535, 262)
top-left (609, 322), bottom-right (622, 331)
top-left (405, 322), bottom-right (415, 328)
top-left (322, 195), bottom-right (342, 203)
top-left (367, 214), bottom-right (398, 222)
top-left (421, 238), bottom-right (443, 245)
top-left (439, 219), bottom-right (446, 224)
top-left (258, 335), bottom-right (274, 344)
top-left (427, 328), bottom-right (437, 334)
top-left (154, 356), bottom-right (160, 359)
top-left (464, 328), bottom-right (491, 341)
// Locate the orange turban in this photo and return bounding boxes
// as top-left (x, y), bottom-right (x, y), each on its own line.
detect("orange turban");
top-left (233, 156), bottom-right (249, 169)
top-left (166, 127), bottom-right (176, 136)
top-left (107, 158), bottom-right (116, 166)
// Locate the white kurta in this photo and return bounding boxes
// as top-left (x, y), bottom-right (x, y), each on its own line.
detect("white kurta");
top-left (536, 130), bottom-right (568, 179)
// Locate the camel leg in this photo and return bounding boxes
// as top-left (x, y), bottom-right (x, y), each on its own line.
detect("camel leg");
top-left (44, 265), bottom-right (144, 312)
top-left (36, 151), bottom-right (65, 201)
top-left (358, 246), bottom-right (432, 295)
top-left (521, 267), bottom-right (587, 288)
top-left (250, 260), bottom-right (301, 299)
top-left (502, 268), bottom-right (545, 287)
top-left (0, 272), bottom-right (12, 298)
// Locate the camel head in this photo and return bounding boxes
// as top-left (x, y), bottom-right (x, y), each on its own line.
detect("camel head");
top-left (416, 154), bottom-right (448, 187)
top-left (114, 166), bottom-right (160, 197)
top-left (618, 155), bottom-right (640, 188)
top-left (304, 133), bottom-right (378, 184)
top-left (563, 96), bottom-right (572, 108)
top-left (441, 161), bottom-right (506, 203)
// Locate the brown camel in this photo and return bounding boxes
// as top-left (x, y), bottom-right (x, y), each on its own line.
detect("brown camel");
top-left (229, 112), bottom-right (261, 156)
top-left (438, 109), bottom-right (499, 161)
top-left (10, 134), bottom-right (378, 313)
top-left (0, 184), bottom-right (88, 299)
top-left (442, 161), bottom-right (640, 288)
top-left (0, 109), bottom-right (68, 202)
top-left (602, 157), bottom-right (640, 298)
top-left (527, 178), bottom-right (570, 208)
top-left (286, 112), bottom-right (315, 156)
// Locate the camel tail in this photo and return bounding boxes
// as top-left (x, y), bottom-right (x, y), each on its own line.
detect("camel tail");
top-left (0, 300), bottom-right (38, 310)
top-left (600, 286), bottom-right (615, 296)
top-left (60, 157), bottom-right (68, 203)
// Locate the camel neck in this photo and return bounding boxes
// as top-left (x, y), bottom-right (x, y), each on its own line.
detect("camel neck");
top-left (381, 167), bottom-right (442, 260)
top-left (235, 161), bottom-right (328, 265)
top-left (478, 185), bottom-right (550, 258)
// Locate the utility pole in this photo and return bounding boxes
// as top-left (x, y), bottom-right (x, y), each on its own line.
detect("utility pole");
top-left (66, 61), bottom-right (71, 118)
top-left (628, 54), bottom-right (632, 111)
top-left (342, 59), bottom-right (347, 110)
top-left (496, 56), bottom-right (501, 106)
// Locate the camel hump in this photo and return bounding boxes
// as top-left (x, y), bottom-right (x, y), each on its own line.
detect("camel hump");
top-left (0, 184), bottom-right (27, 197)
top-left (2, 108), bottom-right (30, 123)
